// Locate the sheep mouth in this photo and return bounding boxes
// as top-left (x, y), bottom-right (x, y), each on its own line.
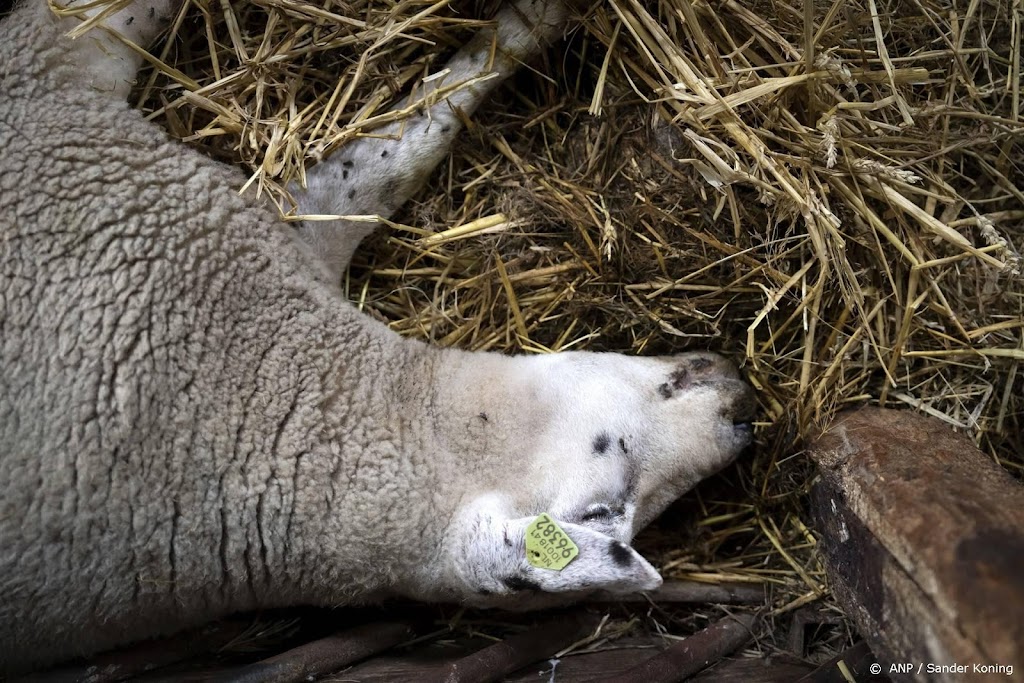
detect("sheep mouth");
top-left (732, 419), bottom-right (754, 441)
top-left (722, 383), bottom-right (758, 443)
top-left (727, 394), bottom-right (757, 445)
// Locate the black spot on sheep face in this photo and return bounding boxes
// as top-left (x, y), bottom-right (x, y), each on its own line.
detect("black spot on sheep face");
top-left (502, 575), bottom-right (541, 592)
top-left (608, 540), bottom-right (633, 567)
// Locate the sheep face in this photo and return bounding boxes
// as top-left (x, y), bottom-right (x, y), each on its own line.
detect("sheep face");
top-left (432, 351), bottom-right (756, 606)
top-left (524, 351), bottom-right (756, 535)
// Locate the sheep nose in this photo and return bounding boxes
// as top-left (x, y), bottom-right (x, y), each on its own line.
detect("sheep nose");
top-left (728, 381), bottom-right (759, 424)
top-left (669, 352), bottom-right (742, 387)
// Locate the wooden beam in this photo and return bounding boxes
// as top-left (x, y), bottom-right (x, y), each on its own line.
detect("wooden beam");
top-left (591, 613), bottom-right (761, 683)
top-left (599, 579), bottom-right (766, 605)
top-left (420, 611), bottom-right (599, 683)
top-left (809, 407), bottom-right (1024, 682)
top-left (222, 620), bottom-right (419, 683)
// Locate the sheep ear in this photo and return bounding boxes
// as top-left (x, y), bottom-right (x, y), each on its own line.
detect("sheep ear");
top-left (452, 509), bottom-right (662, 596)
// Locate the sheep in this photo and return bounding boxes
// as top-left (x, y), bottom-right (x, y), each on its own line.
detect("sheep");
top-left (0, 0), bottom-right (757, 673)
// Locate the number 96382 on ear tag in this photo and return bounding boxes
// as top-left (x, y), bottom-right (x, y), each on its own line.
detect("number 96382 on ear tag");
top-left (526, 513), bottom-right (579, 570)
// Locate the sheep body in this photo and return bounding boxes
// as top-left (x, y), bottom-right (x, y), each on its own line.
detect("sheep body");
top-left (1, 9), bottom-right (432, 664)
top-left (0, 0), bottom-right (756, 672)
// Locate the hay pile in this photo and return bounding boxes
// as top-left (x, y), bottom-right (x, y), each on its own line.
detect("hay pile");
top-left (106, 0), bottom-right (1022, 620)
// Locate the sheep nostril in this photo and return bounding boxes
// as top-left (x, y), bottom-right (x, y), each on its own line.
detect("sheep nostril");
top-left (732, 419), bottom-right (753, 434)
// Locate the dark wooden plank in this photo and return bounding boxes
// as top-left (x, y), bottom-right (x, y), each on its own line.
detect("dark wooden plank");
top-left (219, 621), bottom-right (418, 683)
top-left (810, 407), bottom-right (1024, 682)
top-left (690, 655), bottom-right (815, 682)
top-left (589, 613), bottom-right (760, 683)
top-left (505, 644), bottom-right (663, 682)
top-left (317, 636), bottom-right (480, 682)
top-left (419, 612), bottom-right (599, 683)
top-left (332, 637), bottom-right (814, 683)
top-left (23, 619), bottom-right (254, 683)
top-left (602, 580), bottom-right (765, 605)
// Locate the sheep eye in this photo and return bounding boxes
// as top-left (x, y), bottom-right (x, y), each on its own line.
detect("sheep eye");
top-left (581, 503), bottom-right (620, 522)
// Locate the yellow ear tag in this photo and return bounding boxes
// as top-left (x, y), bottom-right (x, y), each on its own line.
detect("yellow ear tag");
top-left (525, 513), bottom-right (579, 570)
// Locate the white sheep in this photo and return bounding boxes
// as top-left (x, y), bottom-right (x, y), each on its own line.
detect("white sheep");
top-left (0, 0), bottom-right (757, 673)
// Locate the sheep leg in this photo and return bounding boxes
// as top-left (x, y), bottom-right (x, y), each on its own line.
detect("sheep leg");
top-left (49, 0), bottom-right (178, 100)
top-left (295, 0), bottom-right (570, 278)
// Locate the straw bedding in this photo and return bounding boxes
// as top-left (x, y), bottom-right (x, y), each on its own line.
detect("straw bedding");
top-left (76, 0), bottom-right (1023, 643)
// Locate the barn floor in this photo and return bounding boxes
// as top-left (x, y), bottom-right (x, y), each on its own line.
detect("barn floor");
top-left (28, 593), bottom-right (892, 682)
